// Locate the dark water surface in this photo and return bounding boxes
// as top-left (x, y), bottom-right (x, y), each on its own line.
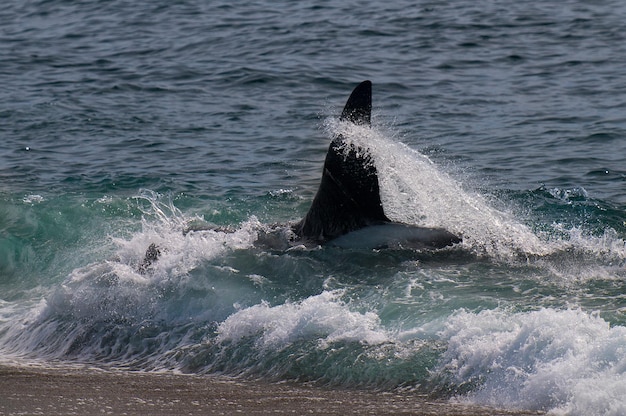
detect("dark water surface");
top-left (2, 1), bottom-right (626, 414)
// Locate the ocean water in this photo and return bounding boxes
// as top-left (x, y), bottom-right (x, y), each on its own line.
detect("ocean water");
top-left (2, 0), bottom-right (626, 414)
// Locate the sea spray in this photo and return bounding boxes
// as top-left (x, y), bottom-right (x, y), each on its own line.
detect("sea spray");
top-left (324, 118), bottom-right (626, 274)
top-left (113, 190), bottom-right (260, 277)
top-left (325, 119), bottom-right (551, 260)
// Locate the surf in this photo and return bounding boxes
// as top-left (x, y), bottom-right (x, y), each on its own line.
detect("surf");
top-left (2, 81), bottom-right (626, 416)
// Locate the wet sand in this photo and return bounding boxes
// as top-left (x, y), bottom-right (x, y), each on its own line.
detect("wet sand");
top-left (0, 365), bottom-right (544, 415)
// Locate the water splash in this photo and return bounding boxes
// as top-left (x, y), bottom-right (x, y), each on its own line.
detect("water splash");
top-left (326, 119), bottom-right (551, 260)
top-left (324, 119), bottom-right (626, 270)
top-left (112, 190), bottom-right (259, 277)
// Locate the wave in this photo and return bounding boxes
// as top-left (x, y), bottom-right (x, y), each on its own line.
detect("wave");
top-left (438, 308), bottom-right (626, 415)
top-left (2, 124), bottom-right (626, 415)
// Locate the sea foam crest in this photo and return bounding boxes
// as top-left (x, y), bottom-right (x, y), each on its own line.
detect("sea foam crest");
top-left (111, 191), bottom-right (259, 277)
top-left (216, 290), bottom-right (389, 350)
top-left (437, 308), bottom-right (626, 415)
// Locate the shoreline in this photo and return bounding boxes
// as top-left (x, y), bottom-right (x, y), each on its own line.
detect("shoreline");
top-left (0, 364), bottom-right (544, 415)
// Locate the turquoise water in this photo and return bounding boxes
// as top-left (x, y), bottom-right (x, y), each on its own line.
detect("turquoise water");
top-left (2, 1), bottom-right (626, 414)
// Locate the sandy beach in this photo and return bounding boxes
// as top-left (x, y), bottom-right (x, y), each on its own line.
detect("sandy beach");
top-left (0, 364), bottom-right (544, 416)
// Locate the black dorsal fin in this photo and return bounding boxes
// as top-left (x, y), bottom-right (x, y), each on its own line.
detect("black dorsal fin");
top-left (340, 80), bottom-right (372, 125)
top-left (295, 80), bottom-right (390, 242)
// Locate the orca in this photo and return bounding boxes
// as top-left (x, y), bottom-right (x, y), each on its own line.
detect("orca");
top-left (291, 80), bottom-right (460, 249)
top-left (138, 81), bottom-right (460, 272)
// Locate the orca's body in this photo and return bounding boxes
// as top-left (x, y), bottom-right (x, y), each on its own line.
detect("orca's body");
top-left (292, 80), bottom-right (460, 249)
top-left (139, 81), bottom-right (460, 271)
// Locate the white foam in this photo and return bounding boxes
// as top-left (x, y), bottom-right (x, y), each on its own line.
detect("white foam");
top-left (326, 120), bottom-right (551, 260)
top-left (436, 308), bottom-right (626, 415)
top-left (0, 191), bottom-right (266, 364)
top-left (22, 194), bottom-right (45, 204)
top-left (216, 290), bottom-right (389, 350)
top-left (324, 120), bottom-right (626, 271)
top-left (111, 191), bottom-right (258, 278)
